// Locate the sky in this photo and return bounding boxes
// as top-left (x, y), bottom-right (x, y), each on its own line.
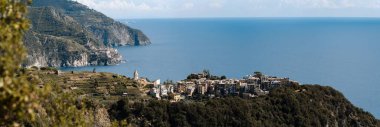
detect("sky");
top-left (75, 0), bottom-right (380, 19)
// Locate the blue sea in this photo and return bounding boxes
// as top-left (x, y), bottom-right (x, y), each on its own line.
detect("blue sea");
top-left (62, 18), bottom-right (380, 118)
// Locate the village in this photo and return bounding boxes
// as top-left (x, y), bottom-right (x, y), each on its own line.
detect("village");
top-left (27, 66), bottom-right (300, 103)
top-left (134, 70), bottom-right (300, 102)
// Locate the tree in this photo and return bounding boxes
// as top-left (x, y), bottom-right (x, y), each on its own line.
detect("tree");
top-left (163, 79), bottom-right (174, 85)
top-left (203, 69), bottom-right (210, 77)
top-left (1, 1), bottom-right (93, 126)
top-left (187, 74), bottom-right (199, 80)
top-left (0, 0), bottom-right (38, 126)
top-left (28, 83), bottom-right (94, 127)
top-left (254, 71), bottom-right (263, 77)
top-left (109, 99), bottom-right (130, 123)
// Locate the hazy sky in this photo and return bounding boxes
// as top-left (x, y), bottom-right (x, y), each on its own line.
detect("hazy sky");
top-left (75, 0), bottom-right (380, 19)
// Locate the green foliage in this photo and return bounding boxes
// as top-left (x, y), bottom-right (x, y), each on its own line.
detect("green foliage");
top-left (1, 1), bottom-right (94, 126)
top-left (27, 84), bottom-right (94, 127)
top-left (0, 0), bottom-right (37, 126)
top-left (254, 71), bottom-right (263, 77)
top-left (186, 74), bottom-right (200, 80)
top-left (202, 69), bottom-right (210, 77)
top-left (39, 67), bottom-right (57, 71)
top-left (163, 80), bottom-right (174, 85)
top-left (28, 0), bottom-right (150, 47)
top-left (186, 70), bottom-right (224, 80)
top-left (108, 99), bottom-right (130, 121)
top-left (109, 85), bottom-right (380, 127)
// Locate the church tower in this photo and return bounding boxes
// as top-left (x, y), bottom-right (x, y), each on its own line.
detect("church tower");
top-left (133, 70), bottom-right (139, 80)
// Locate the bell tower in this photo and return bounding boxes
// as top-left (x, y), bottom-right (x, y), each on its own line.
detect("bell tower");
top-left (133, 70), bottom-right (139, 80)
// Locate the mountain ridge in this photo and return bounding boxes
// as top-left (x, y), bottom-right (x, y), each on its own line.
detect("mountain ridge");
top-left (23, 0), bottom-right (150, 67)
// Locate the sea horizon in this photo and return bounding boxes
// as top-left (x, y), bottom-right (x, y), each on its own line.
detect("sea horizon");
top-left (119, 16), bottom-right (380, 20)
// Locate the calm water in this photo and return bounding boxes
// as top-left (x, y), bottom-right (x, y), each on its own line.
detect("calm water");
top-left (63, 18), bottom-right (380, 118)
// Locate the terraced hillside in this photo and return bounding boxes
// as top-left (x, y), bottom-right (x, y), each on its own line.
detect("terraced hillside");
top-left (23, 0), bottom-right (150, 67)
top-left (27, 67), bottom-right (149, 105)
top-left (26, 68), bottom-right (379, 126)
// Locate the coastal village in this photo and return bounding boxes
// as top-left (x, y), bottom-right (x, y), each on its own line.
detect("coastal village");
top-left (29, 66), bottom-right (299, 103)
top-left (134, 70), bottom-right (300, 102)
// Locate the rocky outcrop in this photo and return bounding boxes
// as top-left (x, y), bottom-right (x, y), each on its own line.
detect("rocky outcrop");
top-left (23, 0), bottom-right (150, 67)
top-left (23, 30), bottom-right (121, 67)
top-left (94, 108), bottom-right (112, 127)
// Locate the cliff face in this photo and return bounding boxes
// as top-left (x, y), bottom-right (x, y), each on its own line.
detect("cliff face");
top-left (23, 0), bottom-right (150, 67)
top-left (30, 0), bottom-right (151, 46)
top-left (23, 30), bottom-right (121, 67)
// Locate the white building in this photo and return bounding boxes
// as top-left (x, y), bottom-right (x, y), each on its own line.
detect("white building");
top-left (133, 70), bottom-right (139, 80)
top-left (154, 79), bottom-right (161, 86)
top-left (159, 85), bottom-right (168, 96)
top-left (150, 88), bottom-right (161, 99)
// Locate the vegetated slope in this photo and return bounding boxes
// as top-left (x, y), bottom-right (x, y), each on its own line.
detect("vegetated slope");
top-left (28, 68), bottom-right (147, 103)
top-left (23, 0), bottom-right (150, 67)
top-left (109, 85), bottom-right (380, 127)
top-left (24, 68), bottom-right (148, 126)
top-left (31, 0), bottom-right (150, 46)
top-left (28, 69), bottom-right (379, 126)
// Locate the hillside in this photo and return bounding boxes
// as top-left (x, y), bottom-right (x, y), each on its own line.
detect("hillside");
top-left (116, 85), bottom-right (379, 127)
top-left (23, 0), bottom-right (151, 67)
top-left (28, 69), bottom-right (379, 127)
top-left (27, 67), bottom-right (148, 104)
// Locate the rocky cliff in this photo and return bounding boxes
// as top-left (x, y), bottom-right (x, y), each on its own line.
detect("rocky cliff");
top-left (23, 0), bottom-right (150, 67)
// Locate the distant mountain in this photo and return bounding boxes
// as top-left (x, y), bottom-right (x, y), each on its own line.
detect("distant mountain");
top-left (23, 0), bottom-right (150, 67)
